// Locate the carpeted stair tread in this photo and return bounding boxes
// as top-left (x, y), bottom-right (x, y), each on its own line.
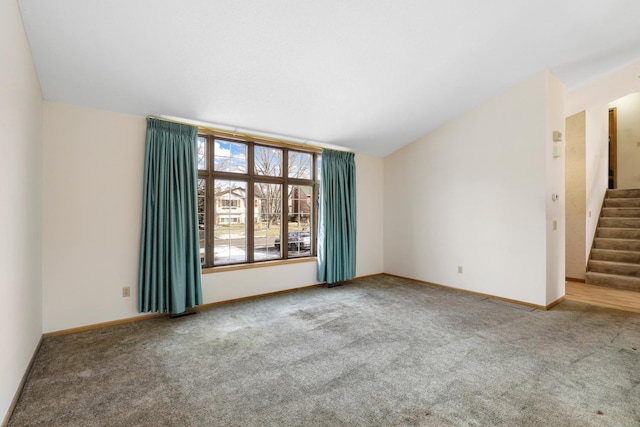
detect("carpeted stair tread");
top-left (604, 197), bottom-right (640, 208)
top-left (596, 227), bottom-right (640, 239)
top-left (599, 217), bottom-right (640, 228)
top-left (590, 248), bottom-right (640, 263)
top-left (588, 259), bottom-right (640, 277)
top-left (585, 271), bottom-right (640, 292)
top-left (594, 237), bottom-right (640, 251)
top-left (606, 188), bottom-right (640, 198)
top-left (601, 207), bottom-right (640, 217)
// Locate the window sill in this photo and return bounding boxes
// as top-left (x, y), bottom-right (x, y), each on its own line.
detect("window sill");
top-left (202, 256), bottom-right (318, 274)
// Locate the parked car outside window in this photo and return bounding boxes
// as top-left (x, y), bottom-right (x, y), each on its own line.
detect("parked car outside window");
top-left (274, 232), bottom-right (311, 251)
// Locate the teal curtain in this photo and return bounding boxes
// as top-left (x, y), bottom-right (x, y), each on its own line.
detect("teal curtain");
top-left (138, 119), bottom-right (203, 314)
top-left (317, 149), bottom-right (357, 284)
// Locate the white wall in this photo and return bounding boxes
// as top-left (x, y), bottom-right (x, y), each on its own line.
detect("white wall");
top-left (545, 74), bottom-right (566, 305)
top-left (384, 71), bottom-right (565, 307)
top-left (584, 106), bottom-right (609, 260)
top-left (42, 103), bottom-right (147, 333)
top-left (355, 154), bottom-right (384, 277)
top-left (42, 102), bottom-right (384, 332)
top-left (0, 0), bottom-right (43, 421)
top-left (609, 92), bottom-right (640, 189)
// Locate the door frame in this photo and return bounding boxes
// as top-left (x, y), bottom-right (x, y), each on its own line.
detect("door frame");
top-left (609, 107), bottom-right (617, 189)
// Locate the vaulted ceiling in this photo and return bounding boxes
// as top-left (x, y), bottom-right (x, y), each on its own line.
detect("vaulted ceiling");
top-left (18, 0), bottom-right (640, 156)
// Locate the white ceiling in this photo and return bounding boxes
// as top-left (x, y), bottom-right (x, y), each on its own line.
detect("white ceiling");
top-left (18, 0), bottom-right (640, 157)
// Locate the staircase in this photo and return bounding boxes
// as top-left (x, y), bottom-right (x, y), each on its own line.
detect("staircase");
top-left (585, 188), bottom-right (640, 292)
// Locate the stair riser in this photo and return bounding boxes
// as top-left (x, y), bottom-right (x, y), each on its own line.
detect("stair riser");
top-left (599, 218), bottom-right (640, 228)
top-left (607, 189), bottom-right (640, 199)
top-left (588, 261), bottom-right (640, 277)
top-left (595, 239), bottom-right (640, 251)
top-left (585, 272), bottom-right (640, 292)
top-left (604, 198), bottom-right (640, 208)
top-left (602, 208), bottom-right (640, 217)
top-left (597, 229), bottom-right (640, 239)
top-left (590, 250), bottom-right (640, 263)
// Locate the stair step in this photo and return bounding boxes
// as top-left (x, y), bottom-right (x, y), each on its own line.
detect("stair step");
top-left (594, 238), bottom-right (640, 251)
top-left (588, 260), bottom-right (640, 277)
top-left (597, 228), bottom-right (640, 239)
top-left (585, 272), bottom-right (640, 292)
top-left (599, 217), bottom-right (640, 228)
top-left (607, 188), bottom-right (640, 199)
top-left (604, 198), bottom-right (640, 208)
top-left (588, 190), bottom-right (640, 292)
top-left (590, 249), bottom-right (640, 263)
top-left (601, 207), bottom-right (640, 217)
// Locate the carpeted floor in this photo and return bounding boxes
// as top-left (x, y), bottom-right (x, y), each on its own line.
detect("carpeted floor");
top-left (9, 275), bottom-right (640, 426)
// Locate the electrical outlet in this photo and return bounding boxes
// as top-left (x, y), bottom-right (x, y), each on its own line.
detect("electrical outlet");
top-left (457, 266), bottom-right (463, 274)
top-left (122, 286), bottom-right (131, 297)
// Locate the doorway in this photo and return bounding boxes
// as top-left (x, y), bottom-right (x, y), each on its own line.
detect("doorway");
top-left (608, 107), bottom-right (617, 189)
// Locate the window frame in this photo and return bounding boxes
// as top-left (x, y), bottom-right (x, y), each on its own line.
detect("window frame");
top-left (197, 131), bottom-right (320, 269)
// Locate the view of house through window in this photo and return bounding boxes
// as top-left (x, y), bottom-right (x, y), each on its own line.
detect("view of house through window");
top-left (197, 134), bottom-right (319, 267)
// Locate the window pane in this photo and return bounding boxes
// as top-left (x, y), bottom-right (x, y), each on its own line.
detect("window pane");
top-left (254, 183), bottom-right (282, 260)
top-left (317, 155), bottom-right (322, 182)
top-left (214, 140), bottom-right (247, 173)
top-left (254, 146), bottom-right (282, 177)
top-left (288, 185), bottom-right (312, 257)
top-left (288, 151), bottom-right (312, 179)
top-left (198, 179), bottom-right (206, 264)
top-left (214, 180), bottom-right (247, 265)
top-left (197, 137), bottom-right (207, 170)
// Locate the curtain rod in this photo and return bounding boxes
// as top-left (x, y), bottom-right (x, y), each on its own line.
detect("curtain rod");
top-left (147, 114), bottom-right (352, 153)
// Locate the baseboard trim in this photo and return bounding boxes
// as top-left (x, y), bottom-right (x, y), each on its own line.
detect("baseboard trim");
top-left (196, 283), bottom-right (325, 311)
top-left (45, 283), bottom-right (326, 336)
top-left (44, 313), bottom-right (166, 337)
top-left (46, 271), bottom-right (565, 338)
top-left (2, 336), bottom-right (43, 427)
top-left (44, 274), bottom-right (384, 337)
top-left (353, 272), bottom-right (385, 281)
top-left (383, 273), bottom-right (564, 311)
top-left (566, 277), bottom-right (586, 283)
top-left (195, 274), bottom-right (384, 311)
top-left (545, 296), bottom-right (565, 310)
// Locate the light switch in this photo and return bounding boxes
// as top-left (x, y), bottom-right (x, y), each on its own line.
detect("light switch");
top-left (553, 220), bottom-right (557, 230)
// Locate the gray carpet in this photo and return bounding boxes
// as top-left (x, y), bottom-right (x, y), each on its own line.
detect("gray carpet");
top-left (9, 275), bottom-right (640, 426)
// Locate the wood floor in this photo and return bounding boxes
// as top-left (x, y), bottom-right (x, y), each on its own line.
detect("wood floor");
top-left (565, 281), bottom-right (640, 313)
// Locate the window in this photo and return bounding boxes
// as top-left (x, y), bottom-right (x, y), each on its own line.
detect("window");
top-left (197, 134), bottom-right (320, 267)
top-left (219, 199), bottom-right (239, 209)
